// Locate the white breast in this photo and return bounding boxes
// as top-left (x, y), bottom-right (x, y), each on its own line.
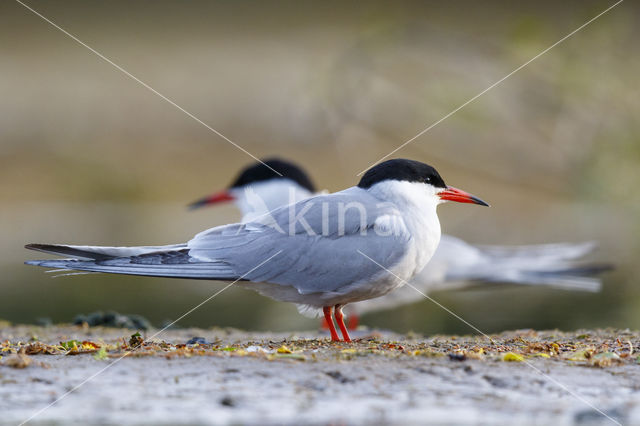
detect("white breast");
top-left (367, 180), bottom-right (442, 281)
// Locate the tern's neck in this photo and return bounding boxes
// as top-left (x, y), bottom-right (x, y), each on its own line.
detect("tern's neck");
top-left (367, 180), bottom-right (442, 269)
top-left (231, 180), bottom-right (314, 223)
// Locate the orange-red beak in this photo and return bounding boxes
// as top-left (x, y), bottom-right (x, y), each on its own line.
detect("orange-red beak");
top-left (188, 190), bottom-right (235, 210)
top-left (438, 186), bottom-right (489, 206)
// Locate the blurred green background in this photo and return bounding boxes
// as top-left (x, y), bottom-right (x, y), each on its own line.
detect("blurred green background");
top-left (1, 1), bottom-right (638, 334)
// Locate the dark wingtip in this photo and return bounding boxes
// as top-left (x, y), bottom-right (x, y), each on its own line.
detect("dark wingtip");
top-left (535, 262), bottom-right (615, 278)
top-left (565, 263), bottom-right (615, 276)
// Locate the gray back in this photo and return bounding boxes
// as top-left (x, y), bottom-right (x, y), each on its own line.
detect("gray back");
top-left (188, 187), bottom-right (412, 294)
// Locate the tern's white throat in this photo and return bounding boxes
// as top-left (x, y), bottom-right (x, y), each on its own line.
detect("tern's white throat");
top-left (367, 179), bottom-right (442, 275)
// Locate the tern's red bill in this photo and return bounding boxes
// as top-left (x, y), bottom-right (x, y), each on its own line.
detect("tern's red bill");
top-left (438, 186), bottom-right (489, 206)
top-left (188, 190), bottom-right (235, 210)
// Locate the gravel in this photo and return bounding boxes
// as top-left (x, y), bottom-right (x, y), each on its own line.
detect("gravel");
top-left (1, 325), bottom-right (637, 425)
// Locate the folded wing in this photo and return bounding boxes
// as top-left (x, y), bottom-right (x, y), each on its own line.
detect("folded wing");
top-left (26, 188), bottom-right (413, 294)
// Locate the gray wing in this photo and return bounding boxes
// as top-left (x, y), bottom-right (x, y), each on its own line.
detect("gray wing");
top-left (188, 187), bottom-right (412, 294)
top-left (26, 187), bottom-right (411, 289)
top-left (437, 236), bottom-right (608, 292)
top-left (25, 247), bottom-right (241, 280)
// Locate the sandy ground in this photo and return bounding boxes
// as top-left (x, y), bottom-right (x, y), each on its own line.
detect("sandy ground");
top-left (1, 325), bottom-right (638, 426)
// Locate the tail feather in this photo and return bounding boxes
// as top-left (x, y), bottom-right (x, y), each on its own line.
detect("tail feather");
top-left (449, 263), bottom-right (613, 293)
top-left (487, 272), bottom-right (602, 292)
top-left (25, 244), bottom-right (241, 281)
top-left (25, 259), bottom-right (241, 280)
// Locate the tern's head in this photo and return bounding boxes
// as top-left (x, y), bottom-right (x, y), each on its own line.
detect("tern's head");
top-left (358, 159), bottom-right (489, 207)
top-left (188, 158), bottom-right (316, 216)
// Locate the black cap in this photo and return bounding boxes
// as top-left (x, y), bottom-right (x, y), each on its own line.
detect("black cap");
top-left (358, 159), bottom-right (447, 189)
top-left (230, 158), bottom-right (316, 192)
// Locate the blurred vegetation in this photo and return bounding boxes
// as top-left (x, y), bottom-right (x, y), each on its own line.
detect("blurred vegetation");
top-left (1, 1), bottom-right (638, 333)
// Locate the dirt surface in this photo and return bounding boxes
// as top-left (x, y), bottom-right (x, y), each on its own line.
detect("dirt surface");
top-left (1, 324), bottom-right (638, 425)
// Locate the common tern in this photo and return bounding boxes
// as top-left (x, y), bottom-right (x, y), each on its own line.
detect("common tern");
top-left (26, 159), bottom-right (488, 341)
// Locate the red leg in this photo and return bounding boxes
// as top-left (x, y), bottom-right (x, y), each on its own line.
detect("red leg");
top-left (347, 311), bottom-right (359, 330)
top-left (334, 305), bottom-right (351, 342)
top-left (323, 306), bottom-right (340, 341)
top-left (320, 317), bottom-right (330, 330)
